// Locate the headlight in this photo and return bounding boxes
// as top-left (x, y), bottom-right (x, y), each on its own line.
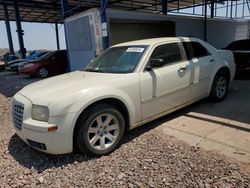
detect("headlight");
top-left (32, 105), bottom-right (49, 122)
top-left (24, 63), bottom-right (34, 68)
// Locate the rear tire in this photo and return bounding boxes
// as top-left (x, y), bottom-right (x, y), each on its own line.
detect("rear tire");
top-left (75, 104), bottom-right (125, 156)
top-left (209, 70), bottom-right (229, 102)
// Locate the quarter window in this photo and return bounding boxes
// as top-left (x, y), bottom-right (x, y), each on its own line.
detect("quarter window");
top-left (182, 42), bottom-right (211, 60)
top-left (150, 43), bottom-right (185, 66)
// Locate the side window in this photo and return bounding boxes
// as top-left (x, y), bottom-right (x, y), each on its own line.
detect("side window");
top-left (182, 42), bottom-right (211, 60)
top-left (150, 43), bottom-right (185, 66)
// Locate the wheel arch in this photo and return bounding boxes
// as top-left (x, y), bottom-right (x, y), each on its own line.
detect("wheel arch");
top-left (72, 97), bottom-right (131, 150)
top-left (217, 66), bottom-right (230, 82)
top-left (209, 66), bottom-right (231, 94)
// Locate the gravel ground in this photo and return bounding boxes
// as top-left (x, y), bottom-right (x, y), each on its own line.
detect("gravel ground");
top-left (0, 73), bottom-right (250, 187)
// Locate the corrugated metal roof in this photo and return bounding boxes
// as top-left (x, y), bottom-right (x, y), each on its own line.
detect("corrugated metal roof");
top-left (0, 0), bottom-right (205, 23)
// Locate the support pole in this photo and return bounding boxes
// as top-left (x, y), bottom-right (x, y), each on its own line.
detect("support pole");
top-left (204, 0), bottom-right (207, 41)
top-left (177, 0), bottom-right (180, 13)
top-left (215, 2), bottom-right (217, 17)
top-left (247, 0), bottom-right (250, 13)
top-left (235, 0), bottom-right (238, 18)
top-left (226, 0), bottom-right (229, 18)
top-left (14, 0), bottom-right (25, 58)
top-left (60, 0), bottom-right (69, 19)
top-left (55, 22), bottom-right (60, 50)
top-left (230, 0), bottom-right (233, 19)
top-left (162, 0), bottom-right (168, 15)
top-left (100, 0), bottom-right (109, 50)
top-left (193, 0), bottom-right (195, 14)
top-left (242, 0), bottom-right (245, 18)
top-left (211, 0), bottom-right (214, 18)
top-left (2, 1), bottom-right (14, 56)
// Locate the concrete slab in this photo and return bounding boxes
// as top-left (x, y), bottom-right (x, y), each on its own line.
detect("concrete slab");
top-left (164, 115), bottom-right (222, 138)
top-left (198, 139), bottom-right (250, 163)
top-left (155, 80), bottom-right (250, 165)
top-left (158, 125), bottom-right (203, 146)
top-left (206, 126), bottom-right (250, 153)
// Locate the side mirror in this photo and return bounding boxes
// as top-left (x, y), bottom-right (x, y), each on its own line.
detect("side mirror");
top-left (146, 58), bottom-right (164, 71)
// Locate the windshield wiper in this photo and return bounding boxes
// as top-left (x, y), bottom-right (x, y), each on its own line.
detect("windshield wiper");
top-left (83, 68), bottom-right (104, 73)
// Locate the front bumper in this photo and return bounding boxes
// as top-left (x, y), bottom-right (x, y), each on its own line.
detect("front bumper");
top-left (18, 66), bottom-right (38, 75)
top-left (13, 92), bottom-right (76, 154)
top-left (9, 65), bottom-right (18, 72)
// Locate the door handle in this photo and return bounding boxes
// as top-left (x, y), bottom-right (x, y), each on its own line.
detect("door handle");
top-left (210, 58), bottom-right (216, 62)
top-left (178, 66), bottom-right (187, 72)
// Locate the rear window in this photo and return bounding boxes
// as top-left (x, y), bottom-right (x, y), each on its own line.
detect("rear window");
top-left (182, 42), bottom-right (211, 60)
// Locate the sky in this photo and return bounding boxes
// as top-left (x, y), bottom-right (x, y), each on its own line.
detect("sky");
top-left (0, 21), bottom-right (66, 51)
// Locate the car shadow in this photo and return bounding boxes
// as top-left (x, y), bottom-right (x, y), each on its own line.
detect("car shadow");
top-left (7, 102), bottom-right (189, 173)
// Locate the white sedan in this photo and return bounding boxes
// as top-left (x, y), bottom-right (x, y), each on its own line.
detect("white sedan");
top-left (12, 37), bottom-right (235, 156)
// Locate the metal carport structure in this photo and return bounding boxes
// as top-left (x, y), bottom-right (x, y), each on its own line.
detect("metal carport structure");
top-left (0, 0), bottom-right (249, 58)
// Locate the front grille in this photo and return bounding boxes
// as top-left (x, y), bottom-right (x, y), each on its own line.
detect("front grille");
top-left (12, 103), bottom-right (24, 130)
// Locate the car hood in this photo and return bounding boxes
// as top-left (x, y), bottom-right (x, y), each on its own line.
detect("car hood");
top-left (8, 59), bottom-right (32, 66)
top-left (19, 71), bottom-right (126, 106)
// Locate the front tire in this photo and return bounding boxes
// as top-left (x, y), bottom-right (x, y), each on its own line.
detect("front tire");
top-left (209, 70), bottom-right (229, 102)
top-left (36, 67), bottom-right (49, 78)
top-left (75, 104), bottom-right (125, 156)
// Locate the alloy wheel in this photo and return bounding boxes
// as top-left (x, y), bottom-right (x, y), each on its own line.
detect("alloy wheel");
top-left (215, 76), bottom-right (227, 98)
top-left (87, 113), bottom-right (120, 151)
top-left (38, 68), bottom-right (48, 78)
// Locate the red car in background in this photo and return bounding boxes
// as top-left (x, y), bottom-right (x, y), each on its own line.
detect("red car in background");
top-left (19, 50), bottom-right (68, 78)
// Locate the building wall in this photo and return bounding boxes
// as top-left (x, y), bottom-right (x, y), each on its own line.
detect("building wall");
top-left (207, 20), bottom-right (250, 48)
top-left (109, 21), bottom-right (175, 45)
top-left (107, 9), bottom-right (249, 49)
top-left (107, 9), bottom-right (201, 39)
top-left (65, 8), bottom-right (250, 70)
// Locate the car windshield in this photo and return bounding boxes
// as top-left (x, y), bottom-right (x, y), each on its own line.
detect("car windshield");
top-left (27, 51), bottom-right (48, 60)
top-left (39, 51), bottom-right (55, 60)
top-left (83, 45), bottom-right (148, 73)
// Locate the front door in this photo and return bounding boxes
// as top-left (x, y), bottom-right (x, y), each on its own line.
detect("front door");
top-left (140, 42), bottom-right (193, 120)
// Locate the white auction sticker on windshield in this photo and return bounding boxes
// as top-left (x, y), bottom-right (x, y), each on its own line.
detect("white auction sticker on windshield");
top-left (126, 47), bottom-right (145, 53)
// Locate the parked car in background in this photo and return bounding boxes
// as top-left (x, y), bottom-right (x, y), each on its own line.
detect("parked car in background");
top-left (18, 50), bottom-right (68, 78)
top-left (7, 50), bottom-right (48, 72)
top-left (224, 39), bottom-right (250, 77)
top-left (12, 37), bottom-right (235, 156)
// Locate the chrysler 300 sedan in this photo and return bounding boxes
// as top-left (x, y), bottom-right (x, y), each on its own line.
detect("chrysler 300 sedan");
top-left (12, 37), bottom-right (235, 156)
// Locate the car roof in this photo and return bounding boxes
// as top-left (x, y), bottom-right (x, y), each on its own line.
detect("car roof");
top-left (232, 39), bottom-right (250, 43)
top-left (113, 37), bottom-right (199, 47)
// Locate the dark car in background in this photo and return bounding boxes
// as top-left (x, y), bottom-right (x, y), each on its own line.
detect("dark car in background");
top-left (224, 39), bottom-right (250, 78)
top-left (7, 50), bottom-right (48, 72)
top-left (18, 50), bottom-right (68, 78)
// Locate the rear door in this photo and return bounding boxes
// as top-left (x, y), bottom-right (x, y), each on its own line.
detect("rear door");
top-left (182, 41), bottom-right (215, 98)
top-left (140, 42), bottom-right (193, 120)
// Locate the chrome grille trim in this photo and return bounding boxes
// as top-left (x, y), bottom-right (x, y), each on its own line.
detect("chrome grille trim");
top-left (12, 102), bottom-right (24, 130)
